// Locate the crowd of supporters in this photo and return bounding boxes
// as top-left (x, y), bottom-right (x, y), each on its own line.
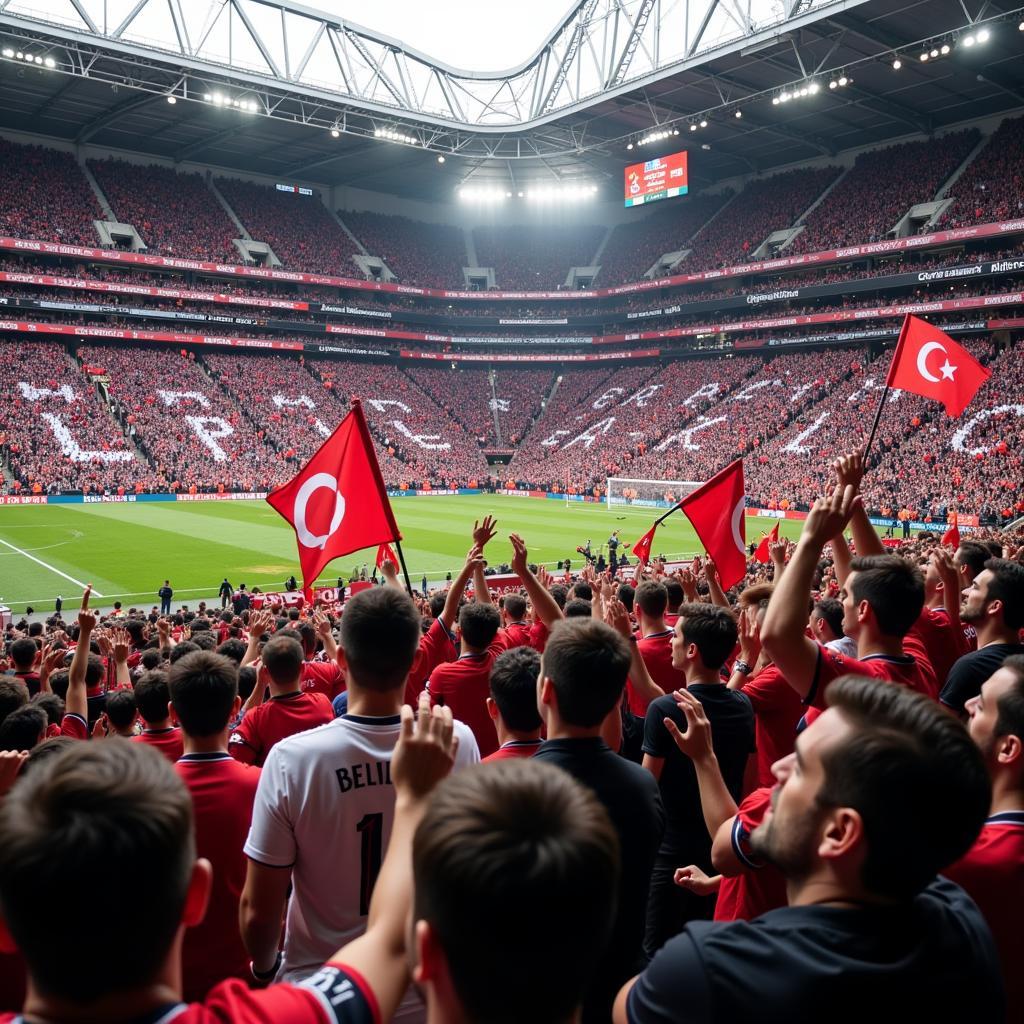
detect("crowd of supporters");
top-left (943, 115), bottom-right (1024, 227)
top-left (472, 224), bottom-right (607, 290)
top-left (0, 139), bottom-right (101, 246)
top-left (792, 130), bottom-right (980, 252)
top-left (88, 159), bottom-right (238, 261)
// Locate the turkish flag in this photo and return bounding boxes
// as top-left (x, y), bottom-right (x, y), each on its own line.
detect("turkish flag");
top-left (942, 513), bottom-right (960, 550)
top-left (376, 542), bottom-right (398, 569)
top-left (631, 523), bottom-right (658, 569)
top-left (754, 522), bottom-right (779, 564)
top-left (677, 460), bottom-right (747, 589)
top-left (267, 400), bottom-right (401, 594)
top-left (886, 314), bottom-right (991, 417)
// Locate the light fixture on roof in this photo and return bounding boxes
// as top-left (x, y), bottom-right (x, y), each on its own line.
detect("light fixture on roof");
top-left (930, 48), bottom-right (939, 57)
top-left (734, 109), bottom-right (742, 118)
top-left (892, 57), bottom-right (902, 69)
top-left (919, 51), bottom-right (930, 60)
top-left (1, 48), bottom-right (13, 58)
top-left (838, 75), bottom-right (849, 86)
top-left (940, 43), bottom-right (951, 54)
top-left (330, 127), bottom-right (340, 137)
top-left (977, 27), bottom-right (990, 42)
top-left (689, 122), bottom-right (698, 130)
top-left (699, 118), bottom-right (708, 127)
top-left (167, 95), bottom-right (177, 104)
top-left (626, 141), bottom-right (634, 149)
top-left (437, 154), bottom-right (445, 163)
top-left (44, 56), bottom-right (55, 68)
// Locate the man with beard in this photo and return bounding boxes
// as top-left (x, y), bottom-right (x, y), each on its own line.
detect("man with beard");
top-left (940, 559), bottom-right (1024, 717)
top-left (945, 655), bottom-right (1024, 1023)
top-left (614, 675), bottom-right (1002, 1023)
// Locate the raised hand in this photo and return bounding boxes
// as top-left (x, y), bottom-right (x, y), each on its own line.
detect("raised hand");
top-left (313, 609), bottom-right (332, 637)
top-left (832, 450), bottom-right (865, 492)
top-left (392, 693), bottom-right (457, 802)
top-left (111, 627), bottom-right (131, 664)
top-left (603, 598), bottom-right (632, 639)
top-left (802, 483), bottom-right (860, 548)
top-left (738, 607), bottom-right (762, 666)
top-left (0, 751), bottom-right (29, 797)
top-left (472, 515), bottom-right (498, 551)
top-left (663, 688), bottom-right (715, 765)
top-left (673, 864), bottom-right (721, 897)
top-left (509, 533), bottom-right (529, 577)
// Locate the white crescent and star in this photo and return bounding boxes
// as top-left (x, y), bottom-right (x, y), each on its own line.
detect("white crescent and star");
top-left (916, 340), bottom-right (957, 384)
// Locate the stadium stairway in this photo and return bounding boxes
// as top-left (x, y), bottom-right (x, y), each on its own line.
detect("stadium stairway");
top-left (790, 166), bottom-right (851, 239)
top-left (79, 159), bottom-right (117, 225)
top-left (208, 176), bottom-right (251, 240)
top-left (332, 210), bottom-right (370, 256)
top-left (936, 130), bottom-right (993, 200)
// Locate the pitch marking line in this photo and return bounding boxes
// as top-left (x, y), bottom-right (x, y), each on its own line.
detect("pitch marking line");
top-left (0, 537), bottom-right (103, 596)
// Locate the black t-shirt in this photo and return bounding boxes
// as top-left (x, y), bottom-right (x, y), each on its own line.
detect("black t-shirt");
top-left (642, 685), bottom-right (755, 861)
top-left (939, 642), bottom-right (1024, 714)
top-left (626, 877), bottom-right (1004, 1023)
top-left (535, 737), bottom-right (665, 1021)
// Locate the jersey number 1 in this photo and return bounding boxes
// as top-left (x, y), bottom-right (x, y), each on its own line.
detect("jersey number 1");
top-left (356, 812), bottom-right (384, 916)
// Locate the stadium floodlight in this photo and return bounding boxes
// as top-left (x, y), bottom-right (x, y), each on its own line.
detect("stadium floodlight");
top-left (961, 34), bottom-right (975, 46)
top-left (929, 48), bottom-right (939, 57)
top-left (838, 75), bottom-right (849, 86)
top-left (437, 154), bottom-right (445, 163)
top-left (626, 142), bottom-right (633, 149)
top-left (920, 51), bottom-right (930, 60)
top-left (44, 56), bottom-right (55, 68)
top-left (699, 118), bottom-right (708, 127)
top-left (734, 109), bottom-right (742, 118)
top-left (893, 57), bottom-right (902, 69)
top-left (330, 127), bottom-right (340, 137)
top-left (167, 95), bottom-right (177, 104)
top-left (15, 51), bottom-right (23, 59)
top-left (2, 48), bottom-right (13, 58)
top-left (203, 92), bottom-right (212, 101)
top-left (689, 122), bottom-right (698, 130)
top-left (940, 43), bottom-right (951, 54)
top-left (977, 28), bottom-right (990, 42)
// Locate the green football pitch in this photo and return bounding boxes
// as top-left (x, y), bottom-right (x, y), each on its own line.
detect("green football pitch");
top-left (0, 495), bottom-right (810, 615)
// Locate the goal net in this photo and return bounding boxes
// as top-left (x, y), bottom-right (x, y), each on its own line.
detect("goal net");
top-left (606, 477), bottom-right (703, 511)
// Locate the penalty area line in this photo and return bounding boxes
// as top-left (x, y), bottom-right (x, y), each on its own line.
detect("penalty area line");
top-left (0, 537), bottom-right (103, 597)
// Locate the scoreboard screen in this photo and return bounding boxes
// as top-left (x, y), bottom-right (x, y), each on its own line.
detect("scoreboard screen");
top-left (624, 151), bottom-right (688, 208)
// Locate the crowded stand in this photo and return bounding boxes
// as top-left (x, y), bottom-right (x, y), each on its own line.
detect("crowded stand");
top-left (309, 359), bottom-right (491, 486)
top-left (792, 130), bottom-right (981, 252)
top-left (87, 159), bottom-right (238, 262)
top-left (683, 165), bottom-right (842, 271)
top-left (597, 191), bottom-right (731, 286)
top-left (403, 366), bottom-right (499, 444)
top-left (76, 345), bottom-right (276, 493)
top-left (340, 210), bottom-right (468, 288)
top-left (0, 138), bottom-right (102, 246)
top-left (0, 340), bottom-right (153, 495)
top-left (472, 223), bottom-right (607, 289)
top-left (942, 115), bottom-right (1024, 227)
top-left (214, 177), bottom-right (363, 274)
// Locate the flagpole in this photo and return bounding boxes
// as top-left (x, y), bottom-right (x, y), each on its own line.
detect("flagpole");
top-left (864, 314), bottom-right (911, 463)
top-left (862, 384), bottom-right (890, 463)
top-left (393, 538), bottom-right (415, 597)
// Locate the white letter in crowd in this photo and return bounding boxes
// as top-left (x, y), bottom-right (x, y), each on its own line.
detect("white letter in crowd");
top-left (366, 399), bottom-right (412, 415)
top-left (730, 380), bottom-right (780, 403)
top-left (392, 420), bottom-right (450, 451)
top-left (655, 416), bottom-right (727, 452)
top-left (18, 382), bottom-right (76, 403)
top-left (592, 387), bottom-right (624, 410)
top-left (680, 383), bottom-right (721, 408)
top-left (272, 395), bottom-right (330, 437)
top-left (564, 417), bottom-right (616, 450)
top-left (185, 416), bottom-right (234, 462)
top-left (622, 384), bottom-right (664, 408)
top-left (950, 404), bottom-right (1024, 456)
top-left (781, 412), bottom-right (830, 455)
top-left (157, 390), bottom-right (211, 408)
top-left (541, 430), bottom-right (570, 448)
top-left (42, 413), bottom-right (134, 464)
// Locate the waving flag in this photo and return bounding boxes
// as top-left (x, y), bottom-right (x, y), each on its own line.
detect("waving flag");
top-left (267, 400), bottom-right (401, 596)
top-left (754, 522), bottom-right (779, 564)
top-left (678, 460), bottom-right (747, 589)
top-left (886, 315), bottom-right (990, 417)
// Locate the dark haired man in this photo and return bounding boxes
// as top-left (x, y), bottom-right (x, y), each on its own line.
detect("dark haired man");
top-left (616, 675), bottom-right (1001, 1022)
top-left (483, 645), bottom-right (543, 761)
top-left (499, 592), bottom-right (533, 648)
top-left (810, 597), bottom-right (856, 658)
top-left (642, 603), bottom-right (754, 952)
top-left (0, 680), bottom-right (28, 731)
top-left (632, 581), bottom-right (685, 718)
top-left (761, 455), bottom-right (936, 718)
top-left (240, 585), bottom-right (478, 1010)
top-left (940, 559), bottom-right (1024, 716)
top-left (131, 671), bottom-right (184, 762)
top-left (103, 689), bottom-right (138, 737)
top-left (229, 634), bottom-right (333, 767)
top-left (946, 654), bottom-right (1024, 1022)
top-left (0, 706), bottom-right (46, 753)
top-left (7, 639), bottom-right (40, 697)
top-left (158, 580), bottom-right (173, 616)
top-left (169, 650), bottom-right (261, 1001)
top-left (535, 617), bottom-right (664, 1024)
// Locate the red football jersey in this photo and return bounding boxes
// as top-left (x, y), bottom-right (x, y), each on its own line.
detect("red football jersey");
top-left (909, 607), bottom-right (964, 690)
top-left (714, 786), bottom-right (787, 922)
top-left (402, 617), bottom-right (458, 707)
top-left (944, 811), bottom-right (1024, 1024)
top-left (740, 664), bottom-right (803, 788)
top-left (131, 727), bottom-right (185, 763)
top-left (502, 622), bottom-right (534, 648)
top-left (229, 691), bottom-right (333, 767)
top-left (803, 643), bottom-right (937, 725)
top-left (428, 634), bottom-right (512, 758)
top-left (175, 753), bottom-right (261, 1001)
top-left (0, 962), bottom-right (379, 1024)
top-left (301, 660), bottom-right (345, 700)
top-left (627, 630), bottom-right (685, 718)
top-left (482, 739), bottom-right (543, 763)
top-left (57, 713), bottom-right (88, 741)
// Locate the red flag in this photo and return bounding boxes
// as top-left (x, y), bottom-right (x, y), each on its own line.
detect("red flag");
top-left (376, 542), bottom-right (398, 569)
top-left (754, 522), bottom-right (779, 564)
top-left (886, 314), bottom-right (991, 417)
top-left (267, 400), bottom-right (401, 594)
top-left (942, 513), bottom-right (960, 550)
top-left (631, 523), bottom-right (658, 567)
top-left (678, 460), bottom-right (747, 589)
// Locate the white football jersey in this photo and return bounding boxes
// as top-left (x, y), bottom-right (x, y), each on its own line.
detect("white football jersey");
top-left (244, 712), bottom-right (480, 979)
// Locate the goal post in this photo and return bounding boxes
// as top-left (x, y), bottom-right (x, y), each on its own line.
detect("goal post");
top-left (606, 477), bottom-right (703, 511)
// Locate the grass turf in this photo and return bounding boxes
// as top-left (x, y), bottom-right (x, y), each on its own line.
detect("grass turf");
top-left (0, 495), bottom-right (812, 615)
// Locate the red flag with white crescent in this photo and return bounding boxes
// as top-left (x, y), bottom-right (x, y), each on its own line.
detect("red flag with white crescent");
top-left (677, 460), bottom-right (747, 590)
top-left (266, 400), bottom-right (401, 595)
top-left (886, 314), bottom-right (990, 417)
top-left (754, 522), bottom-right (779, 564)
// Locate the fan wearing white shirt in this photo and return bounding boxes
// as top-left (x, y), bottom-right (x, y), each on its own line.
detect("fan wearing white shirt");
top-left (240, 583), bottom-right (480, 1022)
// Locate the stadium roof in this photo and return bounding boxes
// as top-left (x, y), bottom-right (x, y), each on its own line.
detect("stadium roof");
top-left (0, 0), bottom-right (1022, 201)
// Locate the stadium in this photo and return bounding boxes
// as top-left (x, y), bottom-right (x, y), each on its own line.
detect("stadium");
top-left (0, 0), bottom-right (1023, 1020)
